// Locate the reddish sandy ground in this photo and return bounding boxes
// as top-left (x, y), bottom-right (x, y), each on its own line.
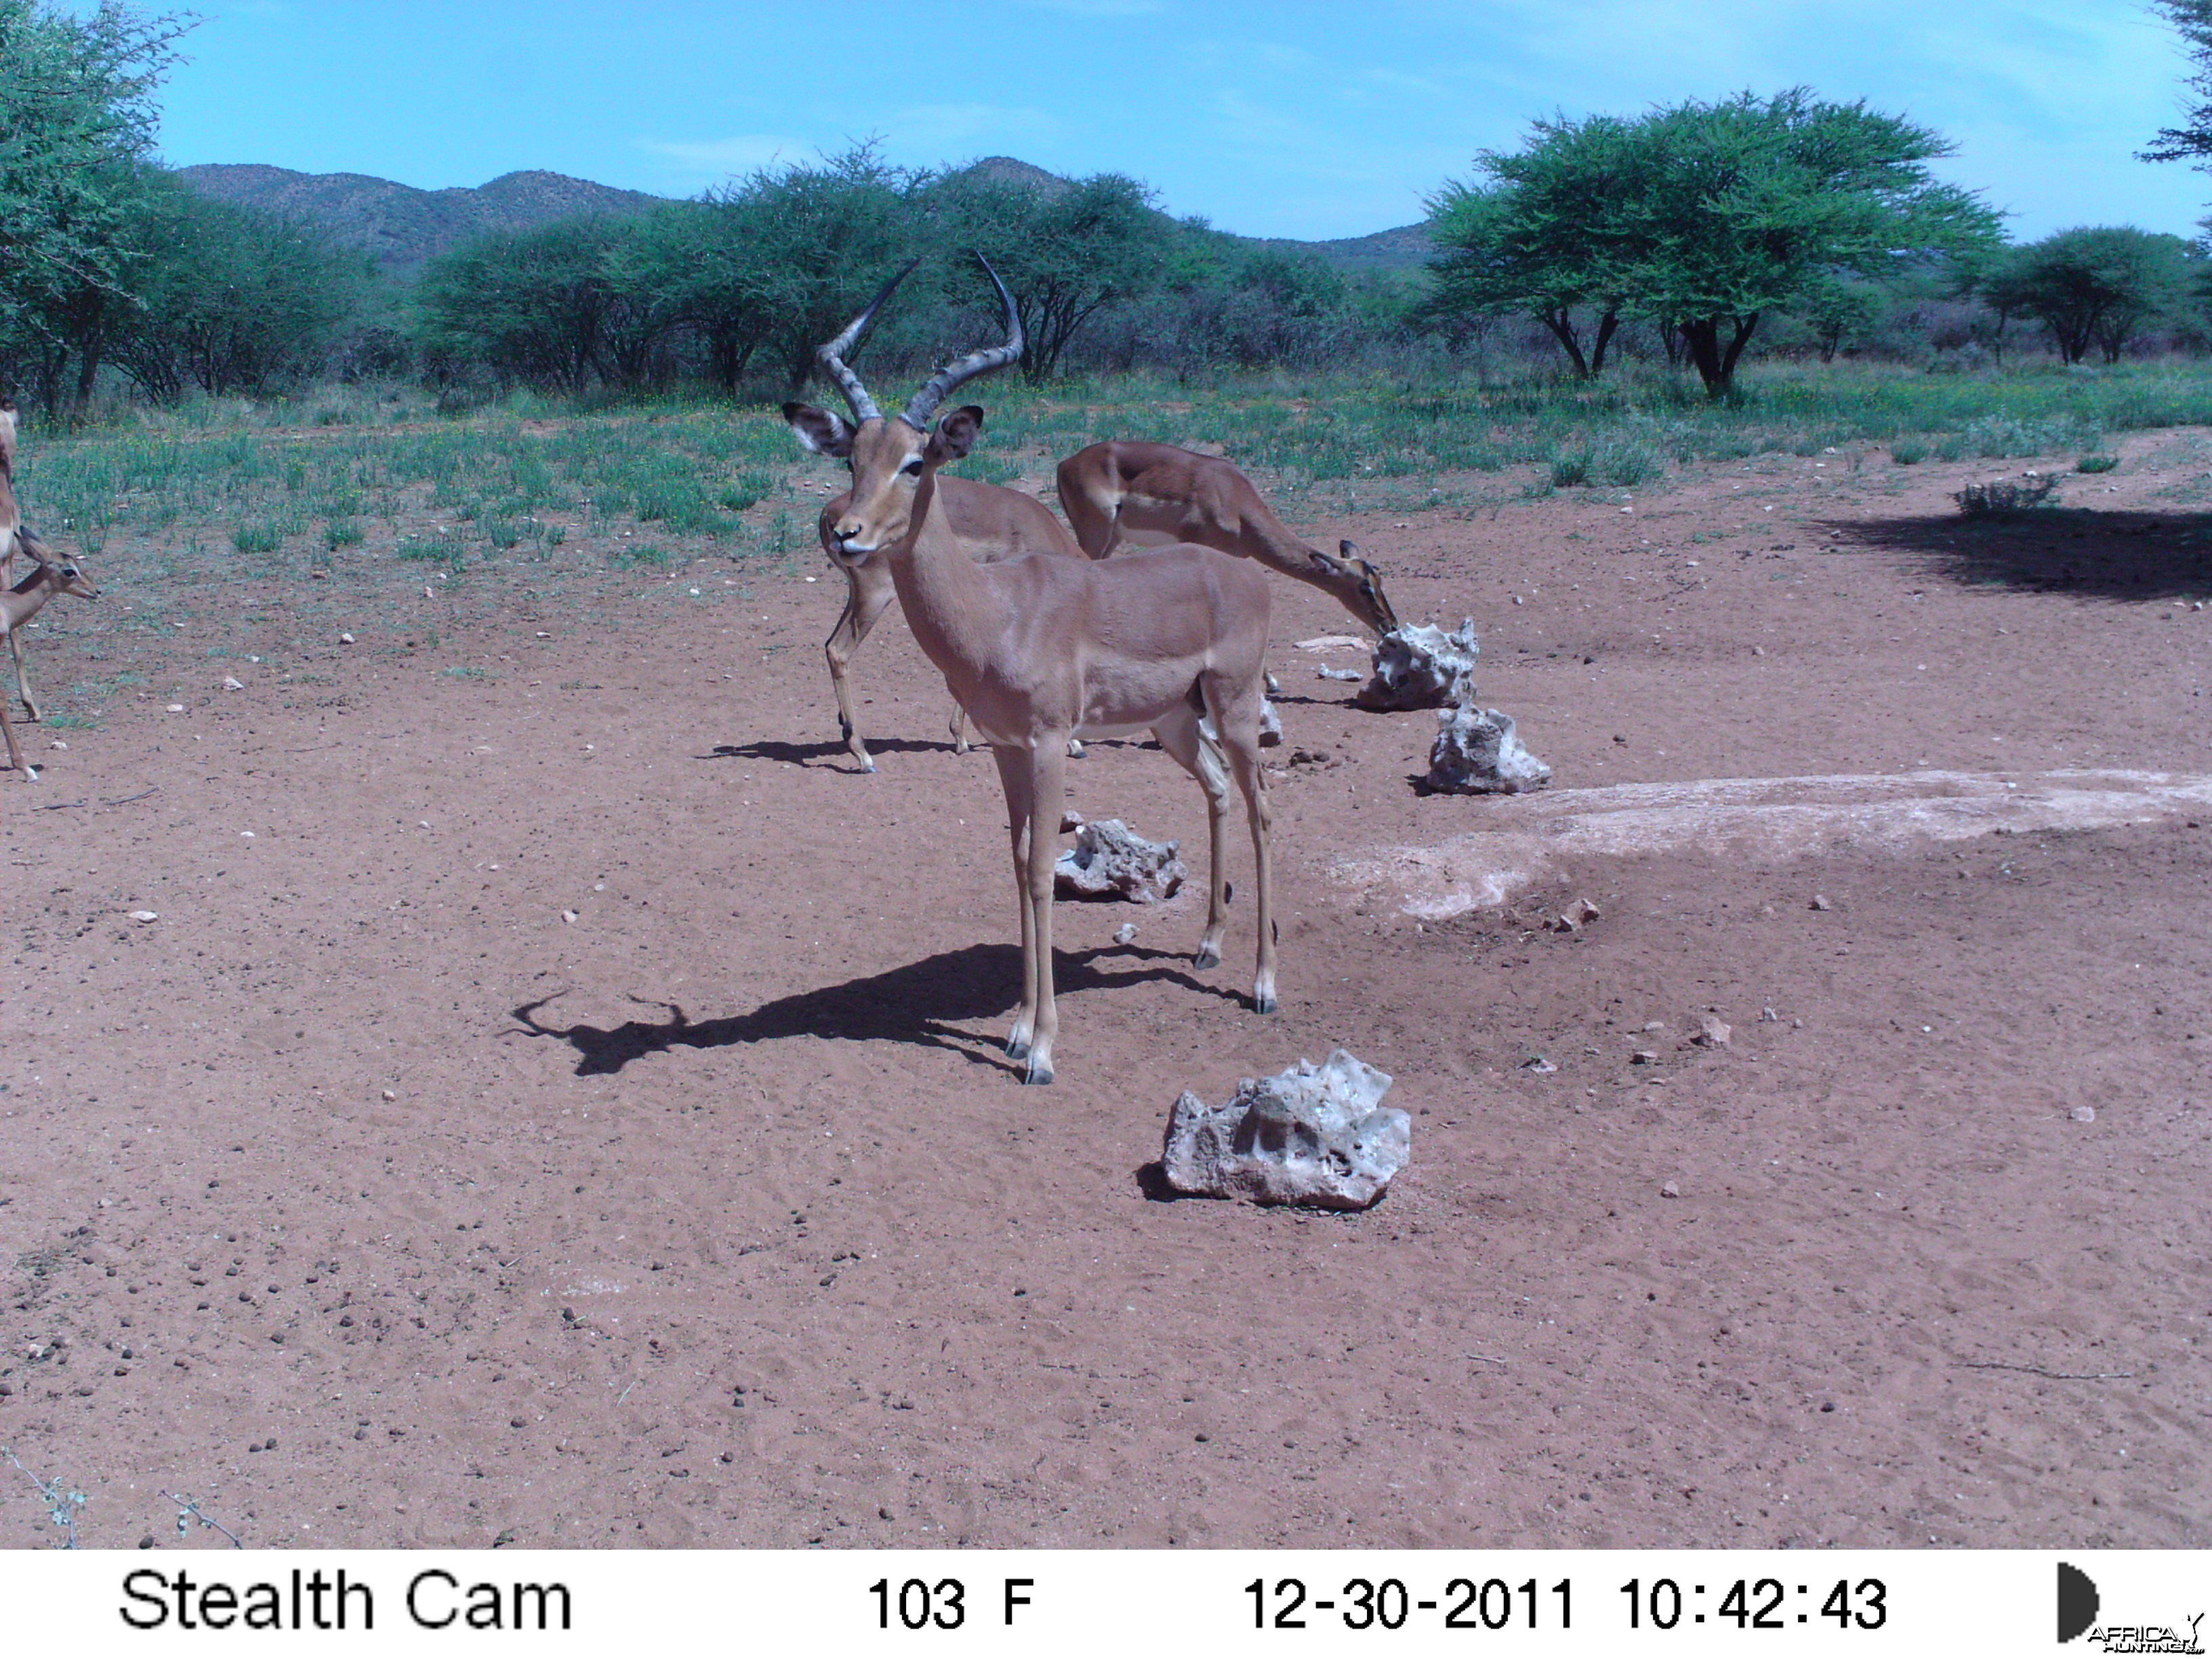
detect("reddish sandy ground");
top-left (3, 432), bottom-right (2209, 1550)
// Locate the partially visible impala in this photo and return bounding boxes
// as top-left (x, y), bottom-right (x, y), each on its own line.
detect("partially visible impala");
top-left (814, 477), bottom-right (1082, 771)
top-left (1, 542), bottom-right (98, 779)
top-left (794, 263), bottom-right (1091, 772)
top-left (1056, 439), bottom-right (1399, 634)
top-left (783, 258), bottom-right (1277, 1084)
top-left (1, 396), bottom-right (74, 728)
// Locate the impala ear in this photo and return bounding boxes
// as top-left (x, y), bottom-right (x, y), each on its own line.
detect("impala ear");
top-left (928, 405), bottom-right (984, 464)
top-left (1339, 538), bottom-right (1373, 568)
top-left (782, 401), bottom-right (855, 458)
top-left (1309, 548), bottom-right (1348, 575)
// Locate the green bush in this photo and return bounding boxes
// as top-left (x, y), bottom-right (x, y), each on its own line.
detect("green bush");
top-left (323, 518), bottom-right (363, 550)
top-left (232, 520), bottom-right (283, 554)
top-left (1549, 447), bottom-right (1591, 487)
top-left (1890, 441), bottom-right (1925, 465)
top-left (1594, 435), bottom-right (1660, 487)
top-left (2076, 453), bottom-right (2118, 474)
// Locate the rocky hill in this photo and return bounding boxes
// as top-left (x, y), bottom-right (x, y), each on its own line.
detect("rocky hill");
top-left (177, 158), bottom-right (1430, 277)
top-left (174, 165), bottom-right (664, 273)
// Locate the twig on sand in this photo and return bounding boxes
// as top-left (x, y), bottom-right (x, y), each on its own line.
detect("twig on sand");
top-left (1465, 1353), bottom-right (1510, 1366)
top-left (33, 798), bottom-right (87, 811)
top-left (101, 787), bottom-right (159, 806)
top-left (162, 1491), bottom-right (243, 1549)
top-left (1957, 1360), bottom-right (2133, 1380)
top-left (4, 1447), bottom-right (85, 1548)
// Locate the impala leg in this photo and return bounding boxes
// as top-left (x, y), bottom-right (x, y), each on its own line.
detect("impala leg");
top-left (10, 630), bottom-right (39, 722)
top-left (948, 695), bottom-right (970, 756)
top-left (1152, 703), bottom-right (1231, 970)
top-left (0, 687), bottom-right (26, 777)
top-left (1223, 736), bottom-right (1277, 1013)
top-left (1021, 741), bottom-right (1067, 1084)
top-left (992, 743), bottom-right (1038, 1063)
top-left (1206, 682), bottom-right (1277, 1015)
top-left (825, 566), bottom-right (896, 773)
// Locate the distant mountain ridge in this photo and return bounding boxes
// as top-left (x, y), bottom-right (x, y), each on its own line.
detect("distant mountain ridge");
top-left (175, 165), bottom-right (663, 272)
top-left (176, 158), bottom-right (1431, 276)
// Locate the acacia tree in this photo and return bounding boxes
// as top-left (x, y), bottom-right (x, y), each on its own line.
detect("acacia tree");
top-left (2144, 0), bottom-right (2212, 170)
top-left (110, 176), bottom-right (362, 400)
top-left (0, 0), bottom-right (190, 411)
top-left (708, 148), bottom-right (922, 392)
top-left (1425, 114), bottom-right (1643, 378)
top-left (924, 169), bottom-right (1162, 382)
top-left (1984, 228), bottom-right (2193, 364)
top-left (1429, 90), bottom-right (1999, 396)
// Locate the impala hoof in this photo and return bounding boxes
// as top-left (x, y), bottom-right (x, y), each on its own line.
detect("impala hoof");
top-left (1023, 1058), bottom-right (1054, 1086)
top-left (1192, 944), bottom-right (1221, 970)
top-left (1006, 1033), bottom-right (1030, 1061)
top-left (1254, 991), bottom-right (1278, 1015)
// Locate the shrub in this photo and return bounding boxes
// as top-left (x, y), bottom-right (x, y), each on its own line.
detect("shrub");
top-left (232, 520), bottom-right (283, 554)
top-left (1955, 475), bottom-right (2059, 516)
top-left (323, 518), bottom-right (364, 550)
top-left (1890, 441), bottom-right (1926, 465)
top-left (1549, 447), bottom-right (1591, 487)
top-left (1594, 435), bottom-right (1660, 487)
top-left (2076, 453), bottom-right (2118, 474)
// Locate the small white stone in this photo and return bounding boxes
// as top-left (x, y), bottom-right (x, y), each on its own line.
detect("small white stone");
top-left (1113, 922), bottom-right (1136, 945)
top-left (1660, 1181), bottom-right (1681, 1198)
top-left (339, 632), bottom-right (355, 644)
top-left (167, 703), bottom-right (185, 713)
top-left (561, 909), bottom-right (578, 924)
top-left (49, 739), bottom-right (66, 750)
top-left (2070, 1105), bottom-right (2096, 1123)
top-left (128, 910), bottom-right (159, 923)
top-left (222, 676), bottom-right (244, 691)
top-left (241, 831), bottom-right (255, 838)
top-left (382, 1088), bottom-right (397, 1102)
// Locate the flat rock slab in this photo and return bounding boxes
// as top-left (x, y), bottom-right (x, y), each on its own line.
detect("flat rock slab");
top-left (1055, 816), bottom-right (1187, 903)
top-left (1162, 1049), bottom-right (1410, 1210)
top-left (1427, 703), bottom-right (1553, 795)
top-left (1357, 620), bottom-right (1479, 711)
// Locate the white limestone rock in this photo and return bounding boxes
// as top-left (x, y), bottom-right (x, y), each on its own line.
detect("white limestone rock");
top-left (1162, 1050), bottom-right (1409, 1210)
top-left (1054, 816), bottom-right (1187, 903)
top-left (1357, 619), bottom-right (1479, 711)
top-left (1426, 702), bottom-right (1552, 795)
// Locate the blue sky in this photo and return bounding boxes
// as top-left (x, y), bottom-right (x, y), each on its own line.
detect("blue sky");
top-left (140, 0), bottom-right (2205, 242)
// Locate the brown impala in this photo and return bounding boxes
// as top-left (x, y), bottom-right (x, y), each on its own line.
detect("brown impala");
top-left (782, 258), bottom-right (1278, 1084)
top-left (1056, 439), bottom-right (1399, 634)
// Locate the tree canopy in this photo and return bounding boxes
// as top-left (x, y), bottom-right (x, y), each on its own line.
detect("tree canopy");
top-left (1982, 228), bottom-right (2198, 365)
top-left (1426, 89), bottom-right (2002, 394)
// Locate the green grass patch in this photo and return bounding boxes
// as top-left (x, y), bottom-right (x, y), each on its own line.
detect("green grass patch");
top-left (2076, 453), bottom-right (2119, 474)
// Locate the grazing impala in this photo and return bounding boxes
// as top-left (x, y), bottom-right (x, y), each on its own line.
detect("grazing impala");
top-left (1, 543), bottom-right (98, 778)
top-left (783, 258), bottom-right (1277, 1084)
top-left (1056, 439), bottom-right (1399, 634)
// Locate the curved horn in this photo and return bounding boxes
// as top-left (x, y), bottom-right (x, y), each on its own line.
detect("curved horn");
top-left (899, 252), bottom-right (1023, 431)
top-left (816, 258), bottom-right (920, 424)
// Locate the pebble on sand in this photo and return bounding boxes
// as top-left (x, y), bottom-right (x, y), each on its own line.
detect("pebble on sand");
top-left (2070, 1105), bottom-right (2097, 1123)
top-left (129, 910), bottom-right (159, 923)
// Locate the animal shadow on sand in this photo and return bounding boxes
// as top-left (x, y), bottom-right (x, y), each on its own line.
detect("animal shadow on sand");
top-left (703, 738), bottom-right (954, 770)
top-left (511, 942), bottom-right (1237, 1078)
top-left (1836, 508), bottom-right (2212, 602)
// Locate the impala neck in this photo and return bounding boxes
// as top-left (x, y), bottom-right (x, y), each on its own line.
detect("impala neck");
top-left (881, 468), bottom-right (1008, 677)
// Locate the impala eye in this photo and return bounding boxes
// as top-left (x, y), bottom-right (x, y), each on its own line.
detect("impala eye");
top-left (901, 457), bottom-right (924, 476)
